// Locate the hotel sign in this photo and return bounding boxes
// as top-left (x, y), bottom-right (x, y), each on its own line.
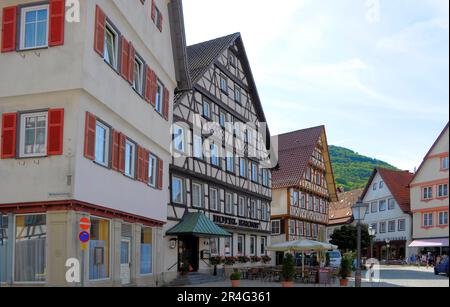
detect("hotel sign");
top-left (213, 215), bottom-right (260, 230)
top-left (290, 207), bottom-right (328, 224)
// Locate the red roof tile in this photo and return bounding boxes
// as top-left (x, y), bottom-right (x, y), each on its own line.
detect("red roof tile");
top-left (272, 126), bottom-right (324, 189)
top-left (328, 189), bottom-right (363, 226)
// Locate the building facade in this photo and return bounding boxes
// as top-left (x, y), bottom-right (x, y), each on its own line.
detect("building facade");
top-left (409, 123), bottom-right (449, 255)
top-left (0, 0), bottom-right (189, 286)
top-left (271, 126), bottom-right (338, 264)
top-left (164, 33), bottom-right (273, 280)
top-left (361, 168), bottom-right (415, 261)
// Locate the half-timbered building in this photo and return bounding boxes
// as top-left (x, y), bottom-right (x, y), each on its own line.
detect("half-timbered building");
top-left (164, 33), bottom-right (273, 278)
top-left (271, 126), bottom-right (338, 264)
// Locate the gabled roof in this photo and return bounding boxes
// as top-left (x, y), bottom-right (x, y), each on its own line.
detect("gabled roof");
top-left (411, 122), bottom-right (449, 184)
top-left (328, 189), bottom-right (363, 226)
top-left (166, 212), bottom-right (231, 237)
top-left (361, 168), bottom-right (414, 214)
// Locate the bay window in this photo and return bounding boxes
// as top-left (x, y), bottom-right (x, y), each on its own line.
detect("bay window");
top-left (20, 5), bottom-right (49, 50)
top-left (140, 227), bottom-right (153, 275)
top-left (19, 112), bottom-right (48, 158)
top-left (89, 217), bottom-right (110, 280)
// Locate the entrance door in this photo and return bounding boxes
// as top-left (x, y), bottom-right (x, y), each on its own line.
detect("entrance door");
top-left (179, 236), bottom-right (199, 272)
top-left (120, 238), bottom-right (131, 285)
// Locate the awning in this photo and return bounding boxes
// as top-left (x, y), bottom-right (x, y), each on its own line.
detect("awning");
top-left (409, 238), bottom-right (449, 248)
top-left (166, 212), bottom-right (231, 237)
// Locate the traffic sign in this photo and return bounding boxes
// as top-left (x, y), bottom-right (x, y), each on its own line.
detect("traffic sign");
top-left (79, 231), bottom-right (90, 243)
top-left (79, 217), bottom-right (91, 231)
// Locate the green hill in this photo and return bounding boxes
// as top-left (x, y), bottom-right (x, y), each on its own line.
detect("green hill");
top-left (329, 145), bottom-right (398, 191)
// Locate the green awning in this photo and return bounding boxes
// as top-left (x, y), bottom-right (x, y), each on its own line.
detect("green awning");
top-left (166, 212), bottom-right (231, 237)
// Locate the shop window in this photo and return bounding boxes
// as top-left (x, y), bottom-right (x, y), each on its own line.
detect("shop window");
top-left (140, 227), bottom-right (153, 275)
top-left (89, 218), bottom-right (110, 280)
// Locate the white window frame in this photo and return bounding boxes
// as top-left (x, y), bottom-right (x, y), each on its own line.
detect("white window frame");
top-left (202, 100), bottom-right (211, 118)
top-left (438, 212), bottom-right (448, 226)
top-left (238, 197), bottom-right (245, 217)
top-left (260, 237), bottom-right (267, 255)
top-left (225, 193), bottom-right (233, 214)
top-left (173, 124), bottom-right (185, 153)
top-left (124, 140), bottom-right (136, 178)
top-left (423, 187), bottom-right (433, 200)
top-left (371, 202), bottom-right (378, 213)
top-left (226, 151), bottom-right (234, 172)
top-left (441, 157), bottom-right (449, 170)
top-left (209, 188), bottom-right (219, 211)
top-left (20, 5), bottom-right (49, 50)
top-left (379, 222), bottom-right (386, 233)
top-left (88, 216), bottom-right (112, 282)
top-left (237, 235), bottom-right (245, 255)
top-left (388, 198), bottom-right (396, 210)
top-left (234, 86), bottom-right (242, 104)
top-left (210, 143), bottom-right (220, 167)
top-left (94, 120), bottom-right (110, 167)
top-left (271, 220), bottom-right (281, 235)
top-left (219, 111), bottom-right (227, 128)
top-left (155, 81), bottom-right (164, 114)
top-left (193, 134), bottom-right (203, 159)
top-left (379, 181), bottom-right (384, 189)
top-left (104, 22), bottom-right (119, 69)
top-left (249, 236), bottom-right (256, 256)
top-left (172, 176), bottom-right (184, 204)
top-left (192, 182), bottom-right (203, 208)
top-left (250, 200), bottom-right (257, 219)
top-left (438, 184), bottom-right (448, 198)
top-left (148, 154), bottom-right (157, 188)
top-left (133, 56), bottom-right (144, 94)
top-left (423, 213), bottom-right (433, 227)
top-left (19, 111), bottom-right (48, 158)
top-left (398, 219), bottom-right (406, 232)
top-left (220, 75), bottom-right (227, 93)
top-left (379, 199), bottom-right (387, 212)
top-left (388, 220), bottom-right (396, 233)
top-left (239, 158), bottom-right (247, 177)
top-left (373, 183), bottom-right (377, 191)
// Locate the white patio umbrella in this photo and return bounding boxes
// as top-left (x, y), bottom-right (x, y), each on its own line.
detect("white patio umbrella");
top-left (267, 239), bottom-right (338, 277)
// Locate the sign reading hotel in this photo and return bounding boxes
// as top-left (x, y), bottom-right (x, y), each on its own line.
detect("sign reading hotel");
top-left (290, 207), bottom-right (328, 224)
top-left (213, 215), bottom-right (261, 230)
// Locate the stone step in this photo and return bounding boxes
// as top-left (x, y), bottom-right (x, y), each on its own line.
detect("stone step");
top-left (169, 273), bottom-right (224, 287)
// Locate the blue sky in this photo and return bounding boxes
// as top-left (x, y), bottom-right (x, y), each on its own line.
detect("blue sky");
top-left (183, 0), bottom-right (449, 171)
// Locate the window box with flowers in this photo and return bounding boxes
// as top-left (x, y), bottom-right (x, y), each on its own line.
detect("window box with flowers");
top-left (250, 256), bottom-right (262, 263)
top-left (261, 255), bottom-right (272, 264)
top-left (238, 256), bottom-right (251, 264)
top-left (223, 256), bottom-right (238, 266)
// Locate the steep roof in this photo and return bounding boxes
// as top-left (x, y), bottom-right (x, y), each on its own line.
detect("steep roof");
top-left (328, 189), bottom-right (363, 226)
top-left (411, 122), bottom-right (449, 184)
top-left (362, 168), bottom-right (414, 214)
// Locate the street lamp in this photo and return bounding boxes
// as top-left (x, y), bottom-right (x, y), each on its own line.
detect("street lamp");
top-left (352, 199), bottom-right (369, 288)
top-left (385, 239), bottom-right (391, 264)
top-left (368, 226), bottom-right (376, 259)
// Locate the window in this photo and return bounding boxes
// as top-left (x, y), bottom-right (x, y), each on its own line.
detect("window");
top-left (261, 203), bottom-right (268, 221)
top-left (226, 151), bottom-right (234, 173)
top-left (224, 237), bottom-right (232, 256)
top-left (251, 163), bottom-right (258, 182)
top-left (370, 223), bottom-right (378, 234)
top-left (219, 111), bottom-right (227, 128)
top-left (0, 215), bottom-right (8, 283)
top-left (316, 172), bottom-right (322, 186)
top-left (14, 214), bottom-right (46, 282)
top-left (234, 86), bottom-right (242, 104)
top-left (250, 200), bottom-right (257, 219)
top-left (133, 57), bottom-right (144, 94)
top-left (292, 191), bottom-right (299, 207)
top-left (307, 195), bottom-right (313, 211)
top-left (371, 202), bottom-right (378, 213)
top-left (104, 23), bottom-right (118, 68)
top-left (155, 7), bottom-right (162, 31)
top-left (173, 125), bottom-right (185, 152)
top-left (192, 183), bottom-right (203, 208)
top-left (319, 199), bottom-right (325, 214)
top-left (239, 158), bottom-right (247, 177)
top-left (250, 236), bottom-right (256, 256)
top-left (124, 140), bottom-right (136, 178)
top-left (19, 112), bottom-right (48, 158)
top-left (193, 135), bottom-right (203, 159)
top-left (438, 184), bottom-right (448, 198)
top-left (172, 177), bottom-right (184, 204)
top-left (423, 213), bottom-right (433, 227)
top-left (289, 220), bottom-right (296, 235)
top-left (140, 228), bottom-right (153, 275)
top-left (373, 183), bottom-right (377, 191)
top-left (94, 121), bottom-right (110, 166)
top-left (306, 223), bottom-right (311, 237)
top-left (262, 169), bottom-right (270, 187)
top-left (439, 212), bottom-right (448, 226)
top-left (298, 221), bottom-right (304, 236)
top-left (20, 5), bottom-right (49, 50)
top-left (220, 75), bottom-right (227, 93)
top-left (209, 188), bottom-right (219, 211)
top-left (441, 157), bottom-right (449, 170)
top-left (238, 197), bottom-right (246, 217)
top-left (379, 181), bottom-right (384, 189)
top-left (237, 235), bottom-right (245, 255)
top-left (225, 193), bottom-right (233, 214)
top-left (423, 187), bottom-right (433, 200)
top-left (271, 220), bottom-right (281, 235)
top-left (379, 222), bottom-right (386, 233)
top-left (148, 154), bottom-right (157, 187)
top-left (398, 219), bottom-right (406, 232)
top-left (388, 198), bottom-right (396, 210)
top-left (305, 168), bottom-right (312, 181)
top-left (314, 197), bottom-right (320, 212)
top-left (313, 224), bottom-right (318, 238)
top-left (210, 144), bottom-right (220, 167)
top-left (209, 238), bottom-right (219, 256)
top-left (229, 53), bottom-right (236, 67)
top-left (300, 193), bottom-right (306, 209)
top-left (89, 217), bottom-right (110, 280)
top-left (202, 100), bottom-right (211, 118)
top-left (155, 81), bottom-right (164, 114)
top-left (260, 237), bottom-right (267, 255)
top-left (379, 200), bottom-right (387, 212)
top-left (388, 221), bottom-right (396, 233)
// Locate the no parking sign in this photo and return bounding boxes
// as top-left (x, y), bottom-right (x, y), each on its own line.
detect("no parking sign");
top-left (79, 217), bottom-right (91, 250)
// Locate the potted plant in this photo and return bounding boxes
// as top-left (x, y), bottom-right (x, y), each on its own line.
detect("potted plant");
top-left (339, 254), bottom-right (352, 286)
top-left (230, 269), bottom-right (241, 288)
top-left (281, 253), bottom-right (296, 287)
top-left (210, 256), bottom-right (223, 276)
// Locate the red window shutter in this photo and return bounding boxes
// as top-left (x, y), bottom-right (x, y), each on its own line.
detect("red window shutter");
top-left (151, 0), bottom-right (156, 21)
top-left (144, 66), bottom-right (153, 104)
top-left (49, 0), bottom-right (65, 46)
top-left (94, 5), bottom-right (106, 56)
top-left (120, 36), bottom-right (129, 80)
top-left (150, 70), bottom-right (158, 106)
top-left (157, 158), bottom-right (163, 190)
top-left (119, 133), bottom-right (126, 173)
top-left (143, 149), bottom-right (149, 183)
top-left (128, 43), bottom-right (135, 84)
top-left (111, 130), bottom-right (120, 171)
top-left (137, 146), bottom-right (143, 182)
top-left (1, 6), bottom-right (17, 53)
top-left (47, 109), bottom-right (64, 155)
top-left (83, 112), bottom-right (96, 160)
top-left (163, 87), bottom-right (170, 120)
top-left (1, 113), bottom-right (17, 159)
top-left (158, 12), bottom-right (163, 32)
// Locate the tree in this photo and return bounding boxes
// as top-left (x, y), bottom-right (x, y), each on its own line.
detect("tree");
top-left (330, 225), bottom-right (370, 252)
